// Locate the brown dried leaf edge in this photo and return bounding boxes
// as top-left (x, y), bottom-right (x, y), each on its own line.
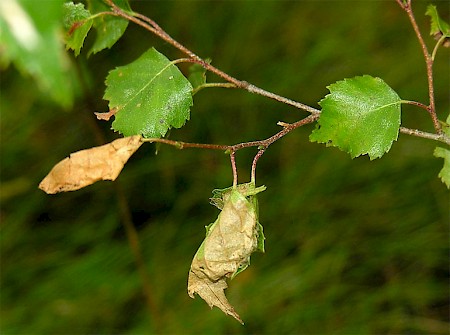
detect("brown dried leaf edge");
top-left (39, 135), bottom-right (143, 194)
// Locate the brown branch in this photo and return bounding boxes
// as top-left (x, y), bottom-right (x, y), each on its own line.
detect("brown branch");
top-left (251, 148), bottom-right (266, 183)
top-left (141, 114), bottom-right (319, 152)
top-left (103, 0), bottom-right (320, 115)
top-left (400, 127), bottom-right (450, 145)
top-left (230, 151), bottom-right (238, 186)
top-left (396, 0), bottom-right (442, 134)
top-left (103, 0), bottom-right (450, 149)
top-left (401, 100), bottom-right (431, 112)
top-left (141, 115), bottom-right (319, 183)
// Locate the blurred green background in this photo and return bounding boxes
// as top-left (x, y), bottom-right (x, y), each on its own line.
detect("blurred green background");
top-left (1, 0), bottom-right (449, 334)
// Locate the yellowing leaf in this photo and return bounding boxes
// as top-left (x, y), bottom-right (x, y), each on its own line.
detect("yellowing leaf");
top-left (188, 184), bottom-right (265, 324)
top-left (39, 136), bottom-right (142, 194)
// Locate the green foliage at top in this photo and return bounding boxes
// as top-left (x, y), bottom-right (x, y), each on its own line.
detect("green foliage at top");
top-left (105, 47), bottom-right (193, 138)
top-left (62, 2), bottom-right (92, 56)
top-left (426, 4), bottom-right (450, 39)
top-left (0, 0), bottom-right (75, 108)
top-left (87, 0), bottom-right (131, 56)
top-left (310, 75), bottom-right (401, 160)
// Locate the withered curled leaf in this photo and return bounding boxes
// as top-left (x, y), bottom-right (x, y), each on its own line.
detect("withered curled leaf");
top-left (188, 183), bottom-right (265, 324)
top-left (39, 135), bottom-right (143, 194)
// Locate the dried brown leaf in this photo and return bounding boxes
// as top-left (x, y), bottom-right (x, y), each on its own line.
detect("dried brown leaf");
top-left (39, 135), bottom-right (143, 194)
top-left (188, 263), bottom-right (243, 324)
top-left (94, 107), bottom-right (119, 121)
top-left (188, 186), bottom-right (265, 324)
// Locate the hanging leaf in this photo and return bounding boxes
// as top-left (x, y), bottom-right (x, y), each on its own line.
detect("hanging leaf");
top-left (62, 2), bottom-right (93, 56)
top-left (211, 182), bottom-right (266, 254)
top-left (188, 183), bottom-right (266, 324)
top-left (39, 136), bottom-right (143, 194)
top-left (310, 75), bottom-right (401, 160)
top-left (105, 47), bottom-right (193, 138)
top-left (426, 4), bottom-right (450, 46)
top-left (87, 0), bottom-right (131, 55)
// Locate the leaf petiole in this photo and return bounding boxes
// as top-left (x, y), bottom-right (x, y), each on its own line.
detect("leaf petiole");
top-left (431, 34), bottom-right (447, 61)
top-left (192, 83), bottom-right (237, 95)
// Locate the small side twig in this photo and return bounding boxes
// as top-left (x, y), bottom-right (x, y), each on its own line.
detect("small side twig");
top-left (192, 83), bottom-right (237, 95)
top-left (230, 151), bottom-right (238, 187)
top-left (141, 114), bottom-right (319, 152)
top-left (141, 114), bottom-right (319, 183)
top-left (400, 127), bottom-right (450, 145)
top-left (401, 100), bottom-right (431, 112)
top-left (251, 148), bottom-right (266, 183)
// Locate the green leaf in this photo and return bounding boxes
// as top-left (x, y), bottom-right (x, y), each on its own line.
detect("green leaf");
top-left (434, 114), bottom-right (450, 188)
top-left (105, 47), bottom-right (193, 138)
top-left (87, 0), bottom-right (131, 55)
top-left (310, 75), bottom-right (401, 160)
top-left (434, 147), bottom-right (450, 188)
top-left (62, 2), bottom-right (93, 56)
top-left (426, 5), bottom-right (450, 39)
top-left (0, 0), bottom-right (76, 108)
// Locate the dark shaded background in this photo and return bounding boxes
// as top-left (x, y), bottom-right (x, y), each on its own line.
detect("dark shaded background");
top-left (1, 1), bottom-right (449, 334)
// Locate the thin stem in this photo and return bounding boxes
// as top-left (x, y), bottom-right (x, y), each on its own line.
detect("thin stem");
top-left (141, 119), bottom-right (449, 151)
top-left (251, 148), bottom-right (266, 183)
top-left (394, 0), bottom-right (408, 9)
top-left (246, 84), bottom-right (321, 115)
top-left (401, 100), bottom-right (431, 111)
top-left (141, 137), bottom-right (229, 150)
top-left (192, 83), bottom-right (237, 95)
top-left (431, 35), bottom-right (446, 61)
top-left (141, 114), bottom-right (319, 152)
top-left (398, 0), bottom-right (442, 134)
top-left (400, 127), bottom-right (450, 145)
top-left (88, 11), bottom-right (116, 21)
top-left (171, 58), bottom-right (195, 65)
top-left (230, 151), bottom-right (238, 187)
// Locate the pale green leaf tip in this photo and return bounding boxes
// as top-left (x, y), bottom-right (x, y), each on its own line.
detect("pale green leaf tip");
top-left (425, 4), bottom-right (450, 37)
top-left (434, 147), bottom-right (450, 189)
